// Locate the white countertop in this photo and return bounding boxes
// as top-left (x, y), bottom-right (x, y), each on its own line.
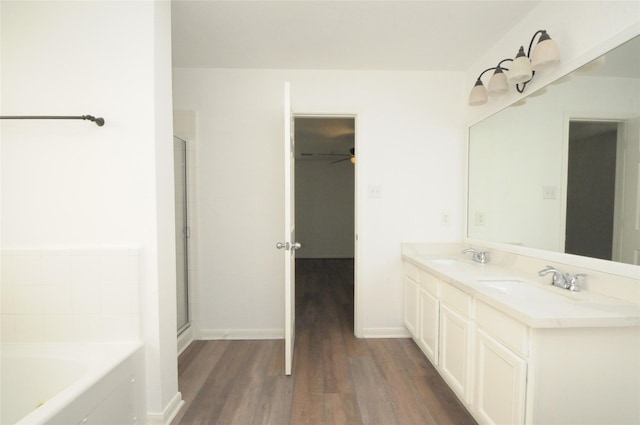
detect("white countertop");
top-left (402, 247), bottom-right (640, 328)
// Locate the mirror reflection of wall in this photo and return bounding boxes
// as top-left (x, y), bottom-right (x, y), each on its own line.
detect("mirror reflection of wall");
top-left (468, 35), bottom-right (640, 266)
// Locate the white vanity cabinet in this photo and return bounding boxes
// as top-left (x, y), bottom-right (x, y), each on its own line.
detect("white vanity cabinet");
top-left (402, 262), bottom-right (419, 336)
top-left (439, 281), bottom-right (473, 403)
top-left (403, 267), bottom-right (441, 366)
top-left (401, 255), bottom-right (640, 425)
top-left (417, 269), bottom-right (439, 364)
top-left (402, 265), bottom-right (528, 422)
top-left (474, 301), bottom-right (528, 425)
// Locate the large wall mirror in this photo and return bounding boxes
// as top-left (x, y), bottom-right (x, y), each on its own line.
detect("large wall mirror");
top-left (468, 35), bottom-right (639, 266)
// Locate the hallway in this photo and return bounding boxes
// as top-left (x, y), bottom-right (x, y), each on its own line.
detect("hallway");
top-left (172, 259), bottom-right (477, 424)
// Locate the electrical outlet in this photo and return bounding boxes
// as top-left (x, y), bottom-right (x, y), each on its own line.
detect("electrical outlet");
top-left (475, 211), bottom-right (486, 226)
top-left (441, 212), bottom-right (450, 225)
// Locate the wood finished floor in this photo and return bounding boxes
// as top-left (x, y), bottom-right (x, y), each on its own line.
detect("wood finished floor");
top-left (172, 259), bottom-right (477, 425)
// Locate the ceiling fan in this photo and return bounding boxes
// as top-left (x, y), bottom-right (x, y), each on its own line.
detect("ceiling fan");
top-left (330, 147), bottom-right (355, 164)
top-left (298, 147), bottom-right (355, 163)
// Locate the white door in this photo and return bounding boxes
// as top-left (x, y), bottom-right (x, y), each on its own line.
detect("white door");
top-left (277, 82), bottom-right (300, 375)
top-left (614, 116), bottom-right (640, 264)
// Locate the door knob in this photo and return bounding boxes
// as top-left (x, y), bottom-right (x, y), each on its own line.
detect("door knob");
top-left (276, 242), bottom-right (290, 250)
top-left (291, 242), bottom-right (302, 250)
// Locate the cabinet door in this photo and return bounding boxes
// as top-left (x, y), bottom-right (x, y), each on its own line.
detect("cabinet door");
top-left (439, 304), bottom-right (472, 403)
top-left (475, 329), bottom-right (527, 425)
top-left (418, 288), bottom-right (439, 365)
top-left (403, 276), bottom-right (419, 337)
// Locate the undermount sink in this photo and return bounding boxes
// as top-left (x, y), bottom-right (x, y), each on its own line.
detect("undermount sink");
top-left (427, 258), bottom-right (461, 265)
top-left (477, 279), bottom-right (580, 301)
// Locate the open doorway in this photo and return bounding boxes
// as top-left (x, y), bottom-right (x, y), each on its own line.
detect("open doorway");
top-left (565, 120), bottom-right (620, 260)
top-left (293, 116), bottom-right (356, 336)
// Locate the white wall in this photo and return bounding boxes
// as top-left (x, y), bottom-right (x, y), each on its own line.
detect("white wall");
top-left (172, 69), bottom-right (467, 338)
top-left (0, 1), bottom-right (179, 422)
top-left (295, 158), bottom-right (354, 259)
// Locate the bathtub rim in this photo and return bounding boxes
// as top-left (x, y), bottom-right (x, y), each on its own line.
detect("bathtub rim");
top-left (1, 341), bottom-right (143, 425)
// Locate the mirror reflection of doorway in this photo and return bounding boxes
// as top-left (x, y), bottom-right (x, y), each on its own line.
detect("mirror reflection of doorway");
top-left (565, 120), bottom-right (619, 261)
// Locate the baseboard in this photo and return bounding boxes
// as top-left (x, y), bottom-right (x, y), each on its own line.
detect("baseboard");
top-left (177, 327), bottom-right (194, 356)
top-left (362, 327), bottom-right (411, 338)
top-left (198, 328), bottom-right (284, 340)
top-left (147, 392), bottom-right (184, 425)
top-left (197, 327), bottom-right (407, 340)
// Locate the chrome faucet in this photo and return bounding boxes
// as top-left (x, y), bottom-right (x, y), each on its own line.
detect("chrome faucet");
top-left (567, 273), bottom-right (587, 292)
top-left (538, 266), bottom-right (568, 289)
top-left (538, 266), bottom-right (586, 292)
top-left (461, 248), bottom-right (490, 264)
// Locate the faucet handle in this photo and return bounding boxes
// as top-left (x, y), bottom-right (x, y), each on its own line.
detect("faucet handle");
top-left (477, 251), bottom-right (490, 263)
top-left (568, 273), bottom-right (587, 292)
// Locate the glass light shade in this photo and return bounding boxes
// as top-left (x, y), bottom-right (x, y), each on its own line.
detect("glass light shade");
top-left (507, 46), bottom-right (533, 84)
top-left (350, 156), bottom-right (355, 164)
top-left (469, 79), bottom-right (488, 106)
top-left (488, 68), bottom-right (508, 96)
top-left (531, 31), bottom-right (560, 71)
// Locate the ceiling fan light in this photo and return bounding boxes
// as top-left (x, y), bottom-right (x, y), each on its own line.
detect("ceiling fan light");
top-left (507, 46), bottom-right (533, 84)
top-left (531, 31), bottom-right (560, 71)
top-left (487, 67), bottom-right (508, 96)
top-left (469, 79), bottom-right (488, 106)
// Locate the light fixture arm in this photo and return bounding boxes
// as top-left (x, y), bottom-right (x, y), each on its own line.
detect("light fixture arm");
top-left (526, 30), bottom-right (547, 59)
top-left (474, 58), bottom-right (513, 83)
top-left (497, 58), bottom-right (512, 68)
top-left (475, 66), bottom-right (500, 82)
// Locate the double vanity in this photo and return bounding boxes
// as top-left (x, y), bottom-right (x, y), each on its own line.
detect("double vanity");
top-left (402, 243), bottom-right (640, 425)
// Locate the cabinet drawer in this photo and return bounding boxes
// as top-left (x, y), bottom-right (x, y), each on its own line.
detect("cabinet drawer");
top-left (440, 281), bottom-right (472, 318)
top-left (476, 301), bottom-right (528, 357)
top-left (419, 269), bottom-right (439, 297)
top-left (403, 262), bottom-right (419, 282)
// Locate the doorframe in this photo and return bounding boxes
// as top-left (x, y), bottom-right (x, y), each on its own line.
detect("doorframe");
top-left (561, 111), bottom-right (632, 258)
top-left (293, 112), bottom-right (363, 338)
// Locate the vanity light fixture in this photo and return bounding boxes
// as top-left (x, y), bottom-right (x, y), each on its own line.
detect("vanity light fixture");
top-left (469, 30), bottom-right (560, 106)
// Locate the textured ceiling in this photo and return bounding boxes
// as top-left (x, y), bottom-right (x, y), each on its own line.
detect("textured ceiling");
top-left (171, 0), bottom-right (541, 71)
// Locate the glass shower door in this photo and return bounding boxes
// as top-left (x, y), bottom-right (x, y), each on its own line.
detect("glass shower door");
top-left (174, 136), bottom-right (190, 333)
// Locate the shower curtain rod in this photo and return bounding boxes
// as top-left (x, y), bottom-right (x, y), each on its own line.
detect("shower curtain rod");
top-left (0, 115), bottom-right (105, 126)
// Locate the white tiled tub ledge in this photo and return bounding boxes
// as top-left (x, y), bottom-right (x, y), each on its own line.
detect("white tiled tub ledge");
top-left (1, 247), bottom-right (141, 343)
top-left (401, 243), bottom-right (640, 328)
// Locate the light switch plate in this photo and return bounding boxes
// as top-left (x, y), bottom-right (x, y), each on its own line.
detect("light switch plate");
top-left (542, 185), bottom-right (557, 199)
top-left (367, 184), bottom-right (382, 198)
